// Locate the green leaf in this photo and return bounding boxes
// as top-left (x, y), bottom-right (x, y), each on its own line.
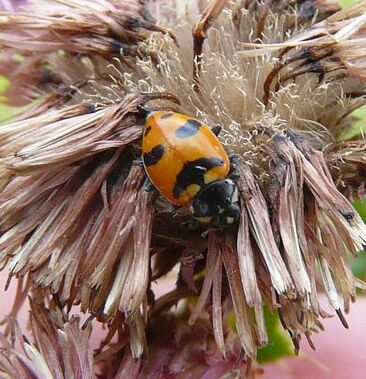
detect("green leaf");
top-left (339, 105), bottom-right (366, 141)
top-left (351, 197), bottom-right (366, 281)
top-left (350, 253), bottom-right (366, 280)
top-left (353, 197), bottom-right (366, 222)
top-left (0, 76), bottom-right (9, 95)
top-left (339, 0), bottom-right (359, 8)
top-left (0, 104), bottom-right (24, 122)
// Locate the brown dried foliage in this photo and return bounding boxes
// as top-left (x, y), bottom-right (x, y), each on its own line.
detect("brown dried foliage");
top-left (0, 0), bottom-right (365, 377)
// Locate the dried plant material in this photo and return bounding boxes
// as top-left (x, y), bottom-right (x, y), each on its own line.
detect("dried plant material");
top-left (0, 0), bottom-right (365, 376)
top-left (114, 350), bottom-right (141, 379)
top-left (192, 0), bottom-right (228, 85)
top-left (238, 164), bottom-right (293, 296)
top-left (129, 310), bottom-right (147, 359)
top-left (0, 301), bottom-right (95, 379)
top-left (237, 204), bottom-right (262, 307)
top-left (329, 140), bottom-right (366, 168)
top-left (118, 187), bottom-right (155, 315)
top-left (138, 313), bottom-right (248, 378)
top-left (188, 231), bottom-right (220, 325)
top-left (221, 231), bottom-right (257, 358)
top-left (246, 2), bottom-right (366, 104)
top-left (269, 142), bottom-right (311, 296)
top-left (0, 55), bottom-right (60, 106)
top-left (328, 140), bottom-right (366, 196)
top-left (0, 0), bottom-right (173, 58)
top-left (212, 249), bottom-right (225, 358)
top-left (0, 92), bottom-right (178, 176)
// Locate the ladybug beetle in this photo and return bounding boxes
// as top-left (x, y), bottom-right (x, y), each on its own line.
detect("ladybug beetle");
top-left (140, 108), bottom-right (240, 229)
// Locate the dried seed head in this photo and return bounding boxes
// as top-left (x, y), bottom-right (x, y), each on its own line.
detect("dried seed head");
top-left (0, 300), bottom-right (95, 378)
top-left (0, 0), bottom-right (173, 58)
top-left (0, 0), bottom-right (366, 375)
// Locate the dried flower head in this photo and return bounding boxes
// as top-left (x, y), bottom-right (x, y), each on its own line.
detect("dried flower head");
top-left (0, 0), bottom-right (366, 376)
top-left (0, 299), bottom-right (95, 378)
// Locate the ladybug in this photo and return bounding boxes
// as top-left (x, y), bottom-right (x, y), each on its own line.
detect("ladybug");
top-left (140, 108), bottom-right (240, 229)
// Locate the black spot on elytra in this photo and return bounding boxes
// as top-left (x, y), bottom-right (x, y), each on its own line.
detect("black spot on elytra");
top-left (175, 119), bottom-right (202, 138)
top-left (143, 144), bottom-right (165, 166)
top-left (161, 113), bottom-right (174, 119)
top-left (173, 157), bottom-right (224, 199)
top-left (144, 125), bottom-right (152, 137)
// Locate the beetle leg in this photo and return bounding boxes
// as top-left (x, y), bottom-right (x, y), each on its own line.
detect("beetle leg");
top-left (142, 175), bottom-right (156, 192)
top-left (188, 218), bottom-right (201, 231)
top-left (211, 215), bottom-right (222, 228)
top-left (137, 104), bottom-right (153, 117)
top-left (229, 154), bottom-right (237, 166)
top-left (170, 204), bottom-right (180, 217)
top-left (134, 156), bottom-right (143, 164)
top-left (228, 154), bottom-right (240, 176)
top-left (192, 0), bottom-right (228, 89)
top-left (200, 229), bottom-right (209, 239)
top-left (229, 172), bottom-right (240, 183)
top-left (211, 124), bottom-right (222, 136)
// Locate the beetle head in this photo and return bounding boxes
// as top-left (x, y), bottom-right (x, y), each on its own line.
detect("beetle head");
top-left (189, 178), bottom-right (240, 228)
